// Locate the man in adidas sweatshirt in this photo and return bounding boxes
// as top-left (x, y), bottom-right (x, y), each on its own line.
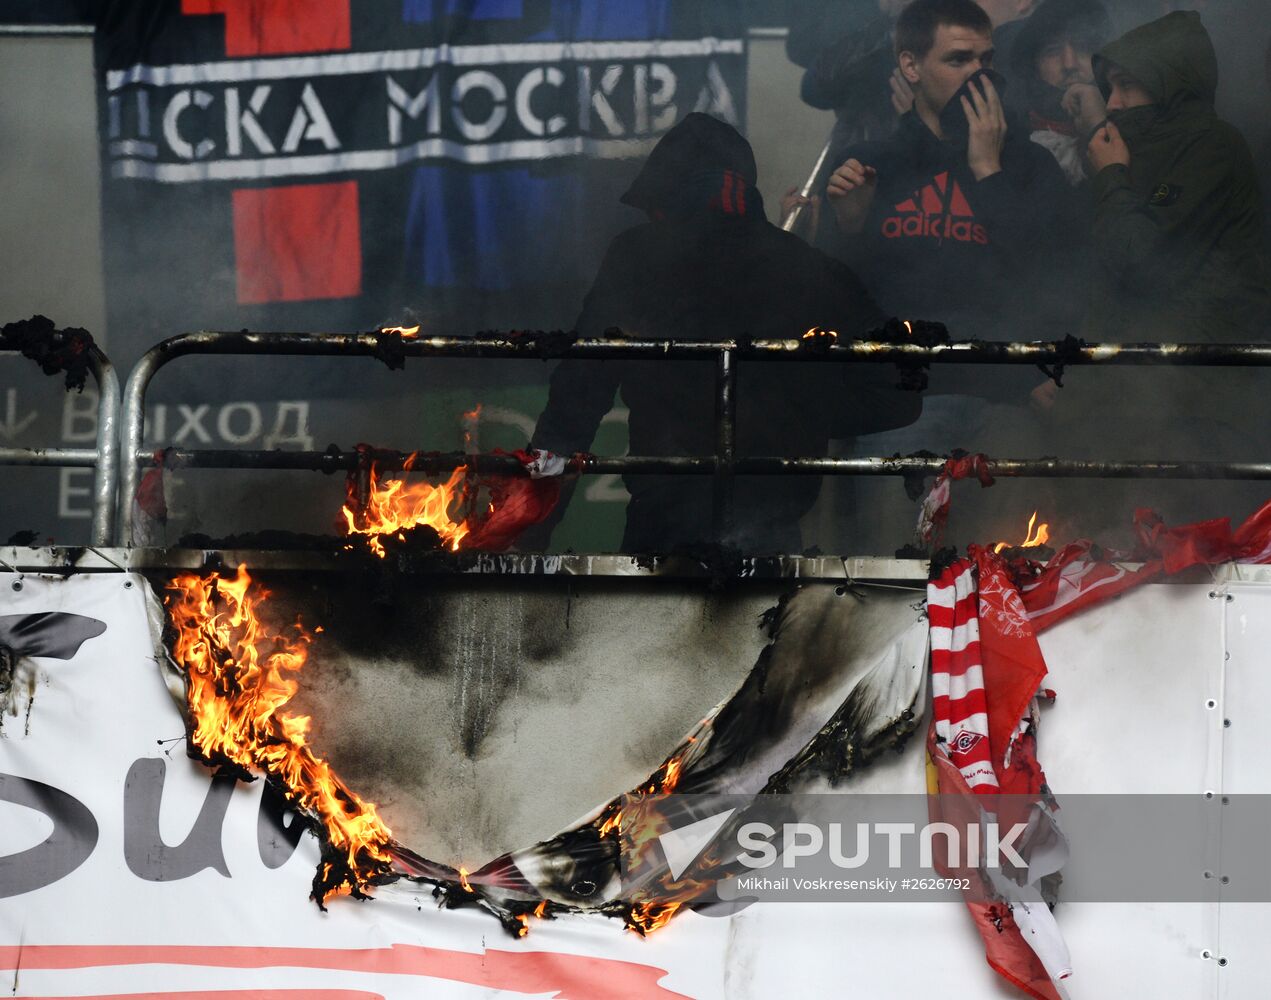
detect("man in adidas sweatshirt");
top-left (825, 0), bottom-right (1073, 353)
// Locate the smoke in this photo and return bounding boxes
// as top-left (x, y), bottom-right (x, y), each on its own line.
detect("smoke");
top-left (3, 3), bottom-right (1269, 553)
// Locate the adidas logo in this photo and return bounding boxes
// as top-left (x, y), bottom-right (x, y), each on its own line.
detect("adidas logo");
top-left (882, 172), bottom-right (988, 245)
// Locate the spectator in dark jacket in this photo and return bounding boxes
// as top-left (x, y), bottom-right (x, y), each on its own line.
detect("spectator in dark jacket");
top-left (1007, 0), bottom-right (1112, 185)
top-left (1050, 12), bottom-right (1271, 537)
top-left (822, 0), bottom-right (1071, 549)
top-left (793, 1), bottom-right (914, 151)
top-left (529, 114), bottom-right (921, 554)
top-left (825, 0), bottom-right (1071, 343)
top-left (1084, 10), bottom-right (1269, 342)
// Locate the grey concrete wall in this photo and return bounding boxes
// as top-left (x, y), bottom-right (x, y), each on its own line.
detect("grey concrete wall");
top-left (0, 35), bottom-right (106, 343)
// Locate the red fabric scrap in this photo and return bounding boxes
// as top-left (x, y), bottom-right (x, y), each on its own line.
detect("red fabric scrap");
top-left (463, 450), bottom-right (562, 552)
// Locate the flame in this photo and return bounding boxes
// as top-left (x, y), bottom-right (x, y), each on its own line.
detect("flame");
top-left (598, 808), bottom-right (624, 838)
top-left (802, 327), bottom-right (838, 340)
top-left (458, 866), bottom-right (474, 893)
top-left (342, 463), bottom-right (471, 556)
top-left (514, 900), bottom-right (552, 938)
top-left (381, 325), bottom-right (420, 338)
top-left (903, 319), bottom-right (913, 335)
top-left (628, 902), bottom-right (681, 935)
top-left (993, 511), bottom-right (1051, 554)
top-left (165, 565), bottom-right (394, 902)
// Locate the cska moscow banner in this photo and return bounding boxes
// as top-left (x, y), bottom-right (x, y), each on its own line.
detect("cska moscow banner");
top-left (90, 0), bottom-right (747, 379)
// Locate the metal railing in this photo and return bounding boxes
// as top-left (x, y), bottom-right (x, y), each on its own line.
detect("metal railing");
top-left (116, 328), bottom-right (1271, 547)
top-left (1, 346), bottom-right (120, 546)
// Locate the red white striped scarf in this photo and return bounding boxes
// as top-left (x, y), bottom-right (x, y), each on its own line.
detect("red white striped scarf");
top-left (928, 558), bottom-right (998, 793)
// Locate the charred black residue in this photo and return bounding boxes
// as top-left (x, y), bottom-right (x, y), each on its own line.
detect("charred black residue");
top-left (1, 315), bottom-right (96, 391)
top-left (0, 643), bottom-right (14, 729)
top-left (495, 328), bottom-right (582, 357)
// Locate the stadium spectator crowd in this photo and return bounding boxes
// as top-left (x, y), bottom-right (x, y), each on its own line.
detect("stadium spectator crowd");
top-left (786, 0), bottom-right (1271, 543)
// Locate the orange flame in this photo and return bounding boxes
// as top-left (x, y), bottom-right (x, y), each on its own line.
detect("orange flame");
top-left (165, 565), bottom-right (394, 901)
top-left (802, 327), bottom-right (838, 340)
top-left (342, 463), bottom-right (472, 556)
top-left (381, 325), bottom-right (421, 338)
top-left (514, 900), bottom-right (552, 938)
top-left (993, 511), bottom-right (1051, 554)
top-left (628, 901), bottom-right (682, 935)
top-left (458, 866), bottom-right (474, 893)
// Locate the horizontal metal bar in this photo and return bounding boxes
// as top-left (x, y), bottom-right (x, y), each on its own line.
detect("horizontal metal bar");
top-left (134, 330), bottom-right (1271, 367)
top-left (119, 327), bottom-right (1271, 545)
top-left (0, 24), bottom-right (93, 37)
top-left (8, 547), bottom-right (1271, 587)
top-left (0, 546), bottom-right (931, 582)
top-left (149, 448), bottom-right (1271, 481)
top-left (0, 448), bottom-right (98, 467)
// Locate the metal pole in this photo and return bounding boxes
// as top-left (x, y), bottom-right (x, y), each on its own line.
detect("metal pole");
top-left (149, 448), bottom-right (1271, 481)
top-left (118, 349), bottom-right (163, 545)
top-left (713, 349), bottom-right (738, 543)
top-left (780, 136), bottom-right (835, 233)
top-left (0, 449), bottom-right (98, 466)
top-left (122, 330), bottom-right (1271, 367)
top-left (89, 350), bottom-right (121, 546)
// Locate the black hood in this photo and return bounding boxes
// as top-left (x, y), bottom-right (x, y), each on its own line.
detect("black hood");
top-left (620, 113), bottom-right (758, 213)
top-left (1010, 0), bottom-right (1112, 81)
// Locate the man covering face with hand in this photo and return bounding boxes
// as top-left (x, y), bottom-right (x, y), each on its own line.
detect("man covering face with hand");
top-left (1083, 10), bottom-right (1270, 342)
top-left (824, 0), bottom-right (1071, 347)
top-left (1008, 0), bottom-right (1112, 184)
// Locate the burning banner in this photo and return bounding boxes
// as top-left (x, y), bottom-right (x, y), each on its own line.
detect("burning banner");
top-left (5, 499), bottom-right (1271, 995)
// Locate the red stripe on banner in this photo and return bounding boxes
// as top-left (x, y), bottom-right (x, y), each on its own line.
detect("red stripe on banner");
top-left (933, 692), bottom-right (989, 722)
top-left (0, 945), bottom-right (692, 1000)
top-left (21, 993), bottom-right (380, 999)
top-left (945, 640), bottom-right (984, 676)
top-left (233, 182), bottom-right (362, 304)
top-left (181, 0), bottom-right (351, 56)
top-left (927, 602), bottom-right (978, 630)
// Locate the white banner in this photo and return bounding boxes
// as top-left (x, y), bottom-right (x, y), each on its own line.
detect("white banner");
top-left (5, 570), bottom-right (1264, 998)
top-left (0, 572), bottom-right (729, 999)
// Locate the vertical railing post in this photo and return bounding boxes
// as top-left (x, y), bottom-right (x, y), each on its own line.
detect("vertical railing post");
top-left (713, 347), bottom-right (737, 543)
top-left (88, 350), bottom-right (120, 545)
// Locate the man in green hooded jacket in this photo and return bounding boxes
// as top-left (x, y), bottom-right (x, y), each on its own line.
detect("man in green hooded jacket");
top-left (1044, 11), bottom-right (1271, 537)
top-left (1083, 10), bottom-right (1269, 342)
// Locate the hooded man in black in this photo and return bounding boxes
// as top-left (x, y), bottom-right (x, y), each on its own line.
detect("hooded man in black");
top-left (1007, 0), bottom-right (1112, 185)
top-left (1049, 12), bottom-right (1271, 536)
top-left (529, 113), bottom-right (921, 554)
top-left (1084, 10), bottom-right (1270, 343)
